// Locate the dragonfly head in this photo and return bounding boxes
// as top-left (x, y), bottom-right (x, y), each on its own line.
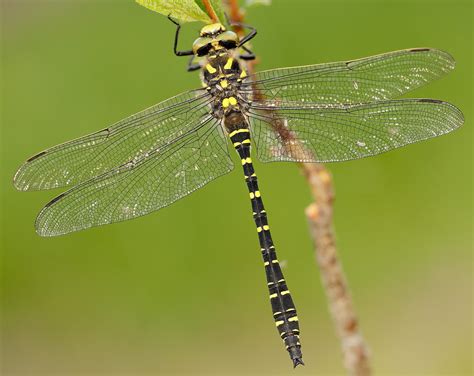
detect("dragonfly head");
top-left (193, 23), bottom-right (239, 57)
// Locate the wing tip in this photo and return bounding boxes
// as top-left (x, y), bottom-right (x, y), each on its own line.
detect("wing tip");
top-left (34, 192), bottom-right (70, 237)
top-left (13, 167), bottom-right (28, 191)
top-left (13, 151), bottom-right (49, 191)
top-left (419, 98), bottom-right (465, 132)
top-left (408, 47), bottom-right (456, 69)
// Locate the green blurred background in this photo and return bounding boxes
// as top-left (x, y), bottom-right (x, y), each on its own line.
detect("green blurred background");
top-left (1, 0), bottom-right (472, 375)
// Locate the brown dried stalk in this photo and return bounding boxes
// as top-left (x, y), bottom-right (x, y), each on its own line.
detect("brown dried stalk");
top-left (304, 167), bottom-right (371, 376)
top-left (202, 0), bottom-right (219, 22)
top-left (223, 1), bottom-right (372, 374)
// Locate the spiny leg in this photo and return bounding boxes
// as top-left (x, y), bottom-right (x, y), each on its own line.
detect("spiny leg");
top-left (167, 15), bottom-right (194, 57)
top-left (232, 22), bottom-right (258, 47)
top-left (229, 128), bottom-right (304, 367)
top-left (186, 55), bottom-right (201, 72)
top-left (239, 45), bottom-right (256, 61)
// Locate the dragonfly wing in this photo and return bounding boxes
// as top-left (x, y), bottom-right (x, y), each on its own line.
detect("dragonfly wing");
top-left (14, 89), bottom-right (212, 191)
top-left (248, 99), bottom-right (463, 163)
top-left (241, 49), bottom-right (455, 104)
top-left (35, 116), bottom-right (233, 237)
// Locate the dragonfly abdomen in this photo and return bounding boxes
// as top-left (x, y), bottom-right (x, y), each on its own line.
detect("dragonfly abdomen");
top-left (228, 123), bottom-right (304, 367)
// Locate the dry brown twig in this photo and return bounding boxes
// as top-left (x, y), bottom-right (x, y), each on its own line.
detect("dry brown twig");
top-left (202, 0), bottom-right (219, 22)
top-left (223, 1), bottom-right (372, 374)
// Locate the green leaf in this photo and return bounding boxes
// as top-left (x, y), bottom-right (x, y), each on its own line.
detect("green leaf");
top-left (194, 0), bottom-right (226, 24)
top-left (136, 0), bottom-right (211, 23)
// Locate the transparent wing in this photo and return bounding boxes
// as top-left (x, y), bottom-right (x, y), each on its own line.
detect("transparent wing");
top-left (240, 49), bottom-right (455, 104)
top-left (14, 89), bottom-right (212, 191)
top-left (35, 116), bottom-right (233, 237)
top-left (248, 99), bottom-right (463, 163)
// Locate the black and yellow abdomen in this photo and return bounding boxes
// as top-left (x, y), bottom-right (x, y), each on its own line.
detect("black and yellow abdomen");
top-left (200, 51), bottom-right (304, 367)
top-left (227, 120), bottom-right (304, 367)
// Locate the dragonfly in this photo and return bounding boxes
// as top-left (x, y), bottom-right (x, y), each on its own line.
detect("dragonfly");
top-left (14, 18), bottom-right (463, 367)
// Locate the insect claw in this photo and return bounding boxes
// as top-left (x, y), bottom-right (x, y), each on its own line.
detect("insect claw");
top-left (167, 14), bottom-right (179, 26)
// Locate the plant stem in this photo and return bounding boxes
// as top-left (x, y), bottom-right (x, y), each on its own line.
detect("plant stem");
top-left (202, 0), bottom-right (219, 22)
top-left (225, 1), bottom-right (372, 374)
top-left (304, 167), bottom-right (371, 376)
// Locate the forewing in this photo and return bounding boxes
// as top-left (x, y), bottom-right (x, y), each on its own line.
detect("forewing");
top-left (14, 89), bottom-right (212, 191)
top-left (241, 49), bottom-right (455, 104)
top-left (35, 117), bottom-right (233, 237)
top-left (249, 99), bottom-right (463, 163)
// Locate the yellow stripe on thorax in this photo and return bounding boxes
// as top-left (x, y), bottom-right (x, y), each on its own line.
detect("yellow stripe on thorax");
top-left (224, 58), bottom-right (234, 70)
top-left (206, 64), bottom-right (217, 74)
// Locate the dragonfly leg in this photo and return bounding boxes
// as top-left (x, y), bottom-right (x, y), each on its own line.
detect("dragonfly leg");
top-left (230, 22), bottom-right (257, 47)
top-left (186, 55), bottom-right (201, 72)
top-left (168, 15), bottom-right (194, 57)
top-left (239, 45), bottom-right (256, 61)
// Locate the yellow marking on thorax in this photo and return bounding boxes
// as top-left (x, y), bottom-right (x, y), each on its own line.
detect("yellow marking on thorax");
top-left (206, 64), bottom-right (217, 74)
top-left (222, 96), bottom-right (237, 109)
top-left (220, 79), bottom-right (228, 88)
top-left (240, 70), bottom-right (247, 78)
top-left (224, 58), bottom-right (234, 70)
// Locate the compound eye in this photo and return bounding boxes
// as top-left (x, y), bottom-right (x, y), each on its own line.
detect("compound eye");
top-left (192, 37), bottom-right (212, 56)
top-left (216, 31), bottom-right (239, 49)
top-left (197, 44), bottom-right (212, 56)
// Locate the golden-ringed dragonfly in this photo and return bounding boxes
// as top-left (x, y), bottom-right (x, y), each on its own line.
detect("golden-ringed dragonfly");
top-left (14, 18), bottom-right (463, 367)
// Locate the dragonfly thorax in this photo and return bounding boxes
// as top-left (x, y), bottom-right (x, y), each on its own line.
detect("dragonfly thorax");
top-left (201, 52), bottom-right (250, 119)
